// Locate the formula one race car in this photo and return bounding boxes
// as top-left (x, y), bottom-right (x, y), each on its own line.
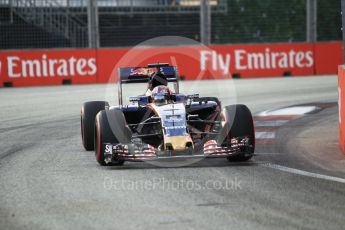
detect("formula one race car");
top-left (81, 63), bottom-right (255, 166)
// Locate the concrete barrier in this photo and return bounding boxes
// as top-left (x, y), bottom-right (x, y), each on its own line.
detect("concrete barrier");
top-left (339, 65), bottom-right (345, 153)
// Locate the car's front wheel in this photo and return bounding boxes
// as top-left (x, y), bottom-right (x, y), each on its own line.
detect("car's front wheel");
top-left (81, 101), bottom-right (109, 151)
top-left (95, 109), bottom-right (131, 166)
top-left (218, 104), bottom-right (255, 162)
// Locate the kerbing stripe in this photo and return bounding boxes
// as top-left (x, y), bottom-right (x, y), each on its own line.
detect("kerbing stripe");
top-left (254, 120), bottom-right (289, 127)
top-left (258, 106), bottom-right (319, 116)
top-left (254, 115), bottom-right (299, 121)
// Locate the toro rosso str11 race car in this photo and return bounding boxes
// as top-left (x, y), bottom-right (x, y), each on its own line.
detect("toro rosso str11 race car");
top-left (81, 63), bottom-right (255, 166)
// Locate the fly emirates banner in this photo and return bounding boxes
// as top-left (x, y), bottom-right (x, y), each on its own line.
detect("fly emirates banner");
top-left (0, 42), bottom-right (341, 86)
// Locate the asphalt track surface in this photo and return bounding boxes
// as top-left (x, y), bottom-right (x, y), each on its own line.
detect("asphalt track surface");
top-left (0, 76), bottom-right (344, 230)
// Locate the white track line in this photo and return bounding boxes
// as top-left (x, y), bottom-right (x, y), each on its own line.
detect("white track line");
top-left (255, 132), bottom-right (275, 139)
top-left (257, 106), bottom-right (319, 116)
top-left (262, 163), bottom-right (345, 184)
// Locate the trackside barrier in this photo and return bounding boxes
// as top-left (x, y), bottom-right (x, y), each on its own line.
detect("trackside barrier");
top-left (97, 43), bottom-right (315, 83)
top-left (0, 58), bottom-right (3, 87)
top-left (0, 49), bottom-right (97, 87)
top-left (0, 42), bottom-right (343, 87)
top-left (315, 42), bottom-right (343, 75)
top-left (338, 65), bottom-right (345, 154)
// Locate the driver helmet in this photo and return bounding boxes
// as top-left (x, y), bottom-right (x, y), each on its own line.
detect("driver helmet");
top-left (151, 85), bottom-right (172, 104)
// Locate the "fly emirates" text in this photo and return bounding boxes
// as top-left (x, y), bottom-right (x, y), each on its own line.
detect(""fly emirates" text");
top-left (200, 49), bottom-right (314, 75)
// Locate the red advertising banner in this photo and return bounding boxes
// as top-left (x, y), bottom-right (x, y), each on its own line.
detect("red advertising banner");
top-left (0, 42), bottom-right (343, 87)
top-left (97, 46), bottom-right (208, 83)
top-left (0, 49), bottom-right (97, 87)
top-left (315, 42), bottom-right (343, 75)
top-left (97, 43), bottom-right (316, 83)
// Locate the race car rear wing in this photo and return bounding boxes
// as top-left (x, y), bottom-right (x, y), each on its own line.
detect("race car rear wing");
top-left (119, 64), bottom-right (179, 84)
top-left (118, 63), bottom-right (180, 106)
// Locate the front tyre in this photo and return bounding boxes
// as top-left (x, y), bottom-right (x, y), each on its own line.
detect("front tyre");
top-left (81, 101), bottom-right (109, 151)
top-left (219, 104), bottom-right (255, 162)
top-left (95, 109), bottom-right (131, 166)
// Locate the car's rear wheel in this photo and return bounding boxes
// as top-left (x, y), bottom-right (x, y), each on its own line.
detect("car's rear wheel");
top-left (81, 101), bottom-right (109, 151)
top-left (219, 104), bottom-right (255, 162)
top-left (95, 109), bottom-right (131, 166)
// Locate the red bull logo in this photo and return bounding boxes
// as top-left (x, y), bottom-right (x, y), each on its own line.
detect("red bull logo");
top-left (130, 67), bottom-right (156, 76)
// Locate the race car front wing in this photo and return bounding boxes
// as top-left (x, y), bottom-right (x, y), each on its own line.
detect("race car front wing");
top-left (102, 136), bottom-right (253, 164)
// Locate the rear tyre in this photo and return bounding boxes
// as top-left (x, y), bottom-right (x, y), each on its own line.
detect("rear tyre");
top-left (219, 104), bottom-right (255, 162)
top-left (81, 101), bottom-right (109, 151)
top-left (95, 109), bottom-right (131, 166)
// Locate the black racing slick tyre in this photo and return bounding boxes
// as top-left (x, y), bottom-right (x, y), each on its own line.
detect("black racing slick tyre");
top-left (81, 101), bottom-right (109, 151)
top-left (95, 109), bottom-right (131, 166)
top-left (219, 104), bottom-right (255, 162)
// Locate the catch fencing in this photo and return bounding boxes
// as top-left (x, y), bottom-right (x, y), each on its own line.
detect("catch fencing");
top-left (0, 0), bottom-right (341, 49)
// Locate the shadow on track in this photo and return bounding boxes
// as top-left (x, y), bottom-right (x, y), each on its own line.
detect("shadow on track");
top-left (103, 158), bottom-right (261, 170)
